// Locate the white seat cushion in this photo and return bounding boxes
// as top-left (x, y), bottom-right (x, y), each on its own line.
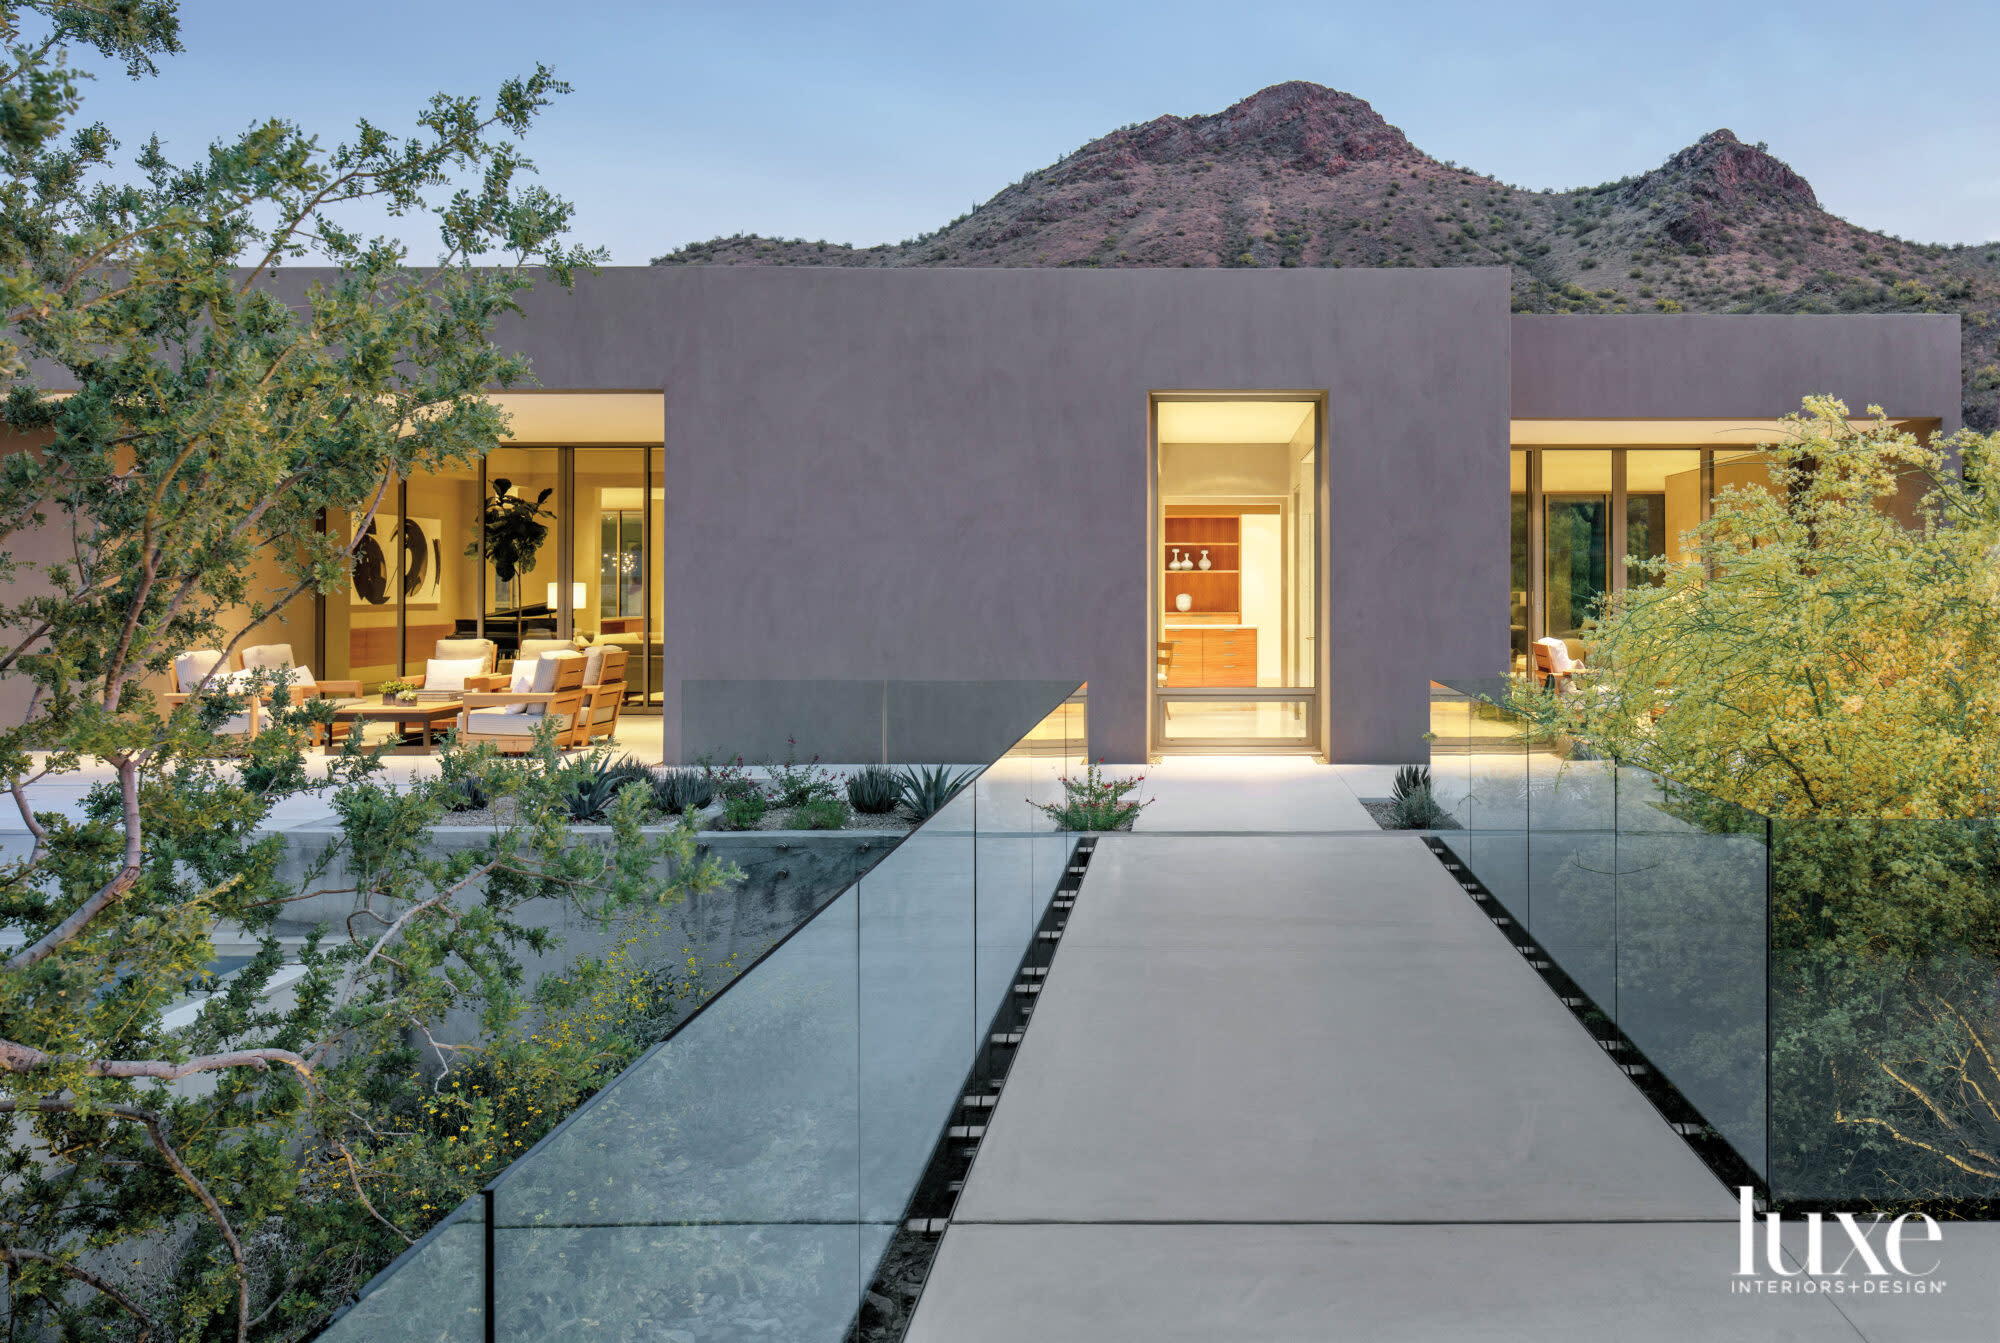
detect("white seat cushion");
top-left (424, 657), bottom-right (489, 693)
top-left (1534, 637), bottom-right (1575, 674)
top-left (174, 649), bottom-right (228, 693)
top-left (240, 643), bottom-right (317, 691)
top-left (580, 645), bottom-right (607, 687)
top-left (465, 708), bottom-right (543, 732)
top-left (433, 638), bottom-right (497, 672)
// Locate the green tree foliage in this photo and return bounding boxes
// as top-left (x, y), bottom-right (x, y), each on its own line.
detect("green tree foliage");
top-left (0, 6), bottom-right (746, 1337)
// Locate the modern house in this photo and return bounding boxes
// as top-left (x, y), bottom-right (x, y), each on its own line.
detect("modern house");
top-left (35, 266), bottom-right (1958, 764)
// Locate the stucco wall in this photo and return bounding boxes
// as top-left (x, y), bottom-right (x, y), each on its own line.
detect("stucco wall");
top-left (1511, 314), bottom-right (1962, 430)
top-left (491, 266), bottom-right (1514, 764)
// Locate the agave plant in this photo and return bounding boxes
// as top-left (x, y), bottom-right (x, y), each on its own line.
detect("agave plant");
top-left (652, 766), bottom-right (716, 815)
top-left (1386, 763), bottom-right (1449, 829)
top-left (561, 753), bottom-right (655, 822)
top-left (845, 763), bottom-right (902, 814)
top-left (1390, 764), bottom-right (1430, 803)
top-left (898, 764), bottom-right (976, 821)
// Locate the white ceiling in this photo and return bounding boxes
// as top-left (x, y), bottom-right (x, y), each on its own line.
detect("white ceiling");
top-left (1158, 400), bottom-right (1315, 445)
top-left (491, 392), bottom-right (664, 444)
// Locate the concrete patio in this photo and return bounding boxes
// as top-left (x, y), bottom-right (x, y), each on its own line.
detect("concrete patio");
top-left (905, 760), bottom-right (2000, 1343)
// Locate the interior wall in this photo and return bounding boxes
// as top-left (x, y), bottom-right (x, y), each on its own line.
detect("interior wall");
top-left (1159, 442), bottom-right (1290, 496)
top-left (1239, 513), bottom-right (1282, 684)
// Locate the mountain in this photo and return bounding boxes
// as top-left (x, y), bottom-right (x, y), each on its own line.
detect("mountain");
top-left (654, 82), bottom-right (2000, 429)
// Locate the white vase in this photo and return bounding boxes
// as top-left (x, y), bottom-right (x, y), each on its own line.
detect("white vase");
top-left (1197, 550), bottom-right (1212, 571)
top-left (1175, 593), bottom-right (1192, 612)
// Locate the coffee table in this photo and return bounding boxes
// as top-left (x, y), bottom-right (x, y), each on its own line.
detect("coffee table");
top-left (331, 700), bottom-right (462, 752)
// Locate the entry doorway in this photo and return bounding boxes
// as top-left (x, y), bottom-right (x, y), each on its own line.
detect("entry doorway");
top-left (1151, 395), bottom-right (1322, 753)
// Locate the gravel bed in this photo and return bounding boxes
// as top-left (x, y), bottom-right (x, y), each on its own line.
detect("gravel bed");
top-left (1361, 798), bottom-right (1460, 831)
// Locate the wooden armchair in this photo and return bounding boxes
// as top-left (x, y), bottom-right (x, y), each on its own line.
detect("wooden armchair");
top-left (455, 652), bottom-right (587, 755)
top-left (567, 646), bottom-right (629, 748)
top-left (1532, 637), bottom-right (1589, 691)
top-left (165, 649), bottom-right (262, 739)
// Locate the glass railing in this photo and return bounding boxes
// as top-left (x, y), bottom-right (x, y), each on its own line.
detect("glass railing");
top-left (1431, 679), bottom-right (1999, 1212)
top-left (323, 683), bottom-right (1086, 1340)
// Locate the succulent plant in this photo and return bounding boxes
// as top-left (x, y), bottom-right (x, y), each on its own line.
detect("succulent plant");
top-left (1390, 764), bottom-right (1432, 803)
top-left (898, 764), bottom-right (977, 822)
top-left (561, 753), bottom-right (653, 822)
top-left (651, 767), bottom-right (716, 815)
top-left (845, 763), bottom-right (902, 814)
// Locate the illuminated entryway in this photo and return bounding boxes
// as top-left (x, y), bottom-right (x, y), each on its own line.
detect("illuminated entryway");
top-left (1151, 394), bottom-right (1322, 754)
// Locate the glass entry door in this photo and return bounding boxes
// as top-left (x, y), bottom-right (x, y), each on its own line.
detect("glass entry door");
top-left (1151, 394), bottom-right (1321, 754)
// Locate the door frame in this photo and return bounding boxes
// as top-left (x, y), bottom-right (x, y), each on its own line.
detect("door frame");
top-left (1147, 391), bottom-right (1327, 757)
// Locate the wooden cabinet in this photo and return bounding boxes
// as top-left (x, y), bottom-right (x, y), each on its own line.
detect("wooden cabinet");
top-left (1161, 627), bottom-right (1257, 688)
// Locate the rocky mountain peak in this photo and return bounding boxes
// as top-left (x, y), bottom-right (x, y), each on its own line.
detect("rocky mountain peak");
top-left (1079, 81), bottom-right (1422, 177)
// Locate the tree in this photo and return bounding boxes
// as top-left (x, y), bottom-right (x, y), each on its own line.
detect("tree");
top-left (1530, 396), bottom-right (2000, 822)
top-left (0, 5), bottom-right (737, 1338)
top-left (1517, 397), bottom-right (2000, 1208)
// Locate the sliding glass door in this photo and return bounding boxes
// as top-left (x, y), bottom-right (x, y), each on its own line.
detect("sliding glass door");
top-left (322, 446), bottom-right (662, 712)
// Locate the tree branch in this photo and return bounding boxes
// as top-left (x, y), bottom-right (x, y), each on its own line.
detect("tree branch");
top-left (0, 1246), bottom-right (154, 1342)
top-left (0, 1038), bottom-right (313, 1084)
top-left (331, 1141), bottom-right (412, 1245)
top-left (0, 1099), bottom-right (250, 1343)
top-left (4, 755), bottom-right (142, 971)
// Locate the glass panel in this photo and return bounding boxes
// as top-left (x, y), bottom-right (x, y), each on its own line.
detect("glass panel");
top-left (1453, 679), bottom-right (1530, 927)
top-left (488, 866), bottom-right (865, 1339)
top-left (1615, 767), bottom-right (1769, 1179)
top-left (330, 478), bottom-right (404, 691)
top-left (1528, 742), bottom-right (1617, 1013)
top-left (1157, 697), bottom-right (1311, 742)
top-left (1539, 450), bottom-right (1611, 648)
top-left (1155, 399), bottom-right (1317, 692)
top-left (575, 446), bottom-right (657, 724)
top-left (399, 465), bottom-right (486, 678)
top-left (481, 447), bottom-right (563, 665)
top-left (861, 778), bottom-right (974, 1225)
top-left (1769, 818), bottom-right (1995, 1205)
top-left (321, 1198), bottom-right (483, 1341)
top-left (323, 684), bottom-right (1084, 1342)
top-left (1624, 449), bottom-right (1702, 573)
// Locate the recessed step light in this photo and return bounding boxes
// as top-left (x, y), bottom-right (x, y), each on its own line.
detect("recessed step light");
top-left (906, 1218), bottom-right (950, 1234)
top-left (991, 1032), bottom-right (1023, 1046)
top-left (947, 1125), bottom-right (985, 1140)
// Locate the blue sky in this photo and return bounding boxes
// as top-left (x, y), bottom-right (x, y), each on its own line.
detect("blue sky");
top-left (74, 0), bottom-right (2000, 262)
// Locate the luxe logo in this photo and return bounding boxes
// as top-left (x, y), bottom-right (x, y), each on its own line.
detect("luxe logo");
top-left (1732, 1187), bottom-right (1946, 1295)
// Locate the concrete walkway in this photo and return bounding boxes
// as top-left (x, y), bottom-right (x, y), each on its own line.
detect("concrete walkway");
top-left (906, 792), bottom-right (1998, 1341)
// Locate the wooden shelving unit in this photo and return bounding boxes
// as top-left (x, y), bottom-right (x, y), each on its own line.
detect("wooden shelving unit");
top-left (1163, 514), bottom-right (1241, 616)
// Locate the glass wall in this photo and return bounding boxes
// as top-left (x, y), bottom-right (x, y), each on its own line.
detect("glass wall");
top-left (321, 446), bottom-right (663, 713)
top-left (572, 447), bottom-right (663, 707)
top-left (1540, 451), bottom-right (1611, 647)
top-left (481, 447), bottom-right (564, 659)
top-left (1510, 446), bottom-right (1721, 670)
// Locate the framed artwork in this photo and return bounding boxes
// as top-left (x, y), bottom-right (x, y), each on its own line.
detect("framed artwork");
top-left (350, 515), bottom-right (443, 607)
